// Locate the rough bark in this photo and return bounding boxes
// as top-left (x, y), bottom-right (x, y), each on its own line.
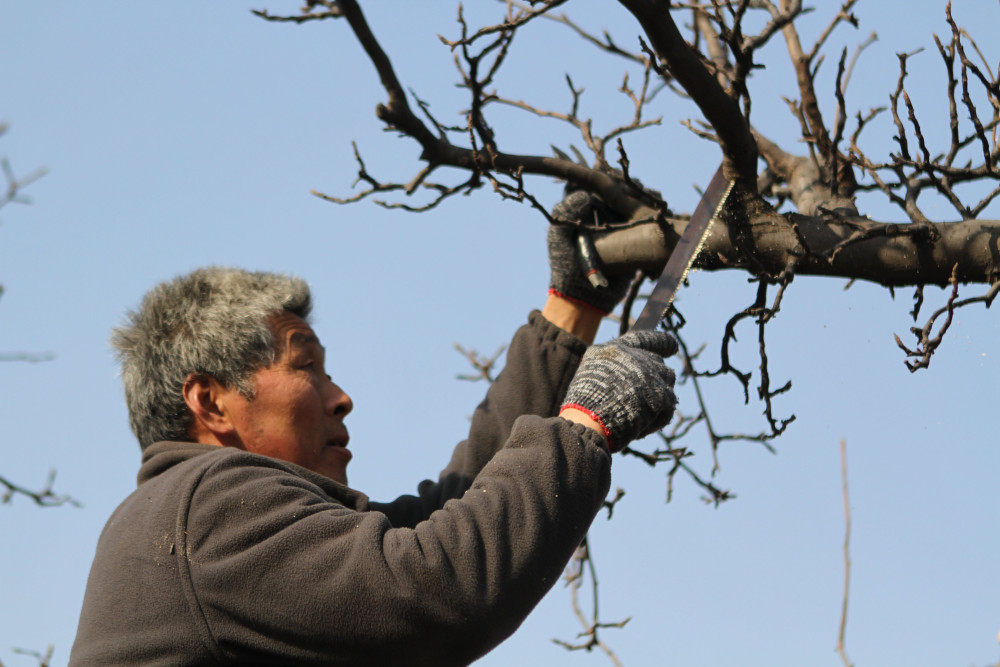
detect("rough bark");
top-left (593, 213), bottom-right (1000, 287)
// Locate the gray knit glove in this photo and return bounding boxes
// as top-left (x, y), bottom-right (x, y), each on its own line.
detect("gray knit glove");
top-left (560, 330), bottom-right (678, 452)
top-left (549, 190), bottom-right (633, 315)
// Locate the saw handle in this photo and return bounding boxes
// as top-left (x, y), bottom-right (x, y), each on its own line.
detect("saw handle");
top-left (575, 230), bottom-right (609, 288)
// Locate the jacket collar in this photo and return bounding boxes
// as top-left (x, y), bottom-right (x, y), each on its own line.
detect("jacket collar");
top-left (138, 441), bottom-right (371, 510)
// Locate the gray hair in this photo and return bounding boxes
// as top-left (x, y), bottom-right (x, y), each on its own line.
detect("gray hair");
top-left (111, 266), bottom-right (312, 450)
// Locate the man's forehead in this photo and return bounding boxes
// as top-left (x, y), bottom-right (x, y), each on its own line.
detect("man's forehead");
top-left (269, 311), bottom-right (321, 348)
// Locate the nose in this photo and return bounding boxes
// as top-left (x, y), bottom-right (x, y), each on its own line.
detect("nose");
top-left (327, 380), bottom-right (353, 418)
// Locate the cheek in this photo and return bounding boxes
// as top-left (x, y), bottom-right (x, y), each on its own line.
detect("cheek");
top-left (283, 386), bottom-right (327, 431)
top-left (251, 378), bottom-right (322, 438)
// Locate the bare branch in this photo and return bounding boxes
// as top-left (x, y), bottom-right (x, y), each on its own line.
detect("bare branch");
top-left (1, 470), bottom-right (80, 508)
top-left (0, 123), bottom-right (48, 210)
top-left (439, 0), bottom-right (569, 49)
top-left (741, 0), bottom-right (806, 53)
top-left (836, 439), bottom-right (854, 667)
top-left (850, 17), bottom-right (1000, 223)
top-left (804, 0), bottom-right (858, 64)
top-left (0, 351), bottom-right (55, 363)
top-left (528, 3), bottom-right (657, 70)
top-left (251, 1), bottom-right (344, 24)
top-left (453, 343), bottom-right (506, 383)
top-left (552, 538), bottom-right (628, 665)
top-left (894, 269), bottom-right (1000, 371)
top-left (617, 0), bottom-right (758, 180)
top-left (9, 645), bottom-right (54, 667)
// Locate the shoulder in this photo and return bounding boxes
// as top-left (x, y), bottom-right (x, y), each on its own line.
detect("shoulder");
top-left (188, 447), bottom-right (368, 511)
top-left (135, 444), bottom-right (370, 526)
top-left (170, 449), bottom-right (378, 568)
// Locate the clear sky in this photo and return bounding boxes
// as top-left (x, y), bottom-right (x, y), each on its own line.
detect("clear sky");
top-left (1, 2), bottom-right (997, 666)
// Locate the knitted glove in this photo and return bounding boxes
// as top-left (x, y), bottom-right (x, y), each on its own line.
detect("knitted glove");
top-left (548, 190), bottom-right (632, 315)
top-left (560, 330), bottom-right (678, 452)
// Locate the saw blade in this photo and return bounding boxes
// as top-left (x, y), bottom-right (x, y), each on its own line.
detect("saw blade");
top-left (631, 166), bottom-right (734, 331)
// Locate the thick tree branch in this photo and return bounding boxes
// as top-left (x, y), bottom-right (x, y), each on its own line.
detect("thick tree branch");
top-left (593, 211), bottom-right (1000, 287)
top-left (616, 0), bottom-right (758, 181)
top-left (755, 131), bottom-right (857, 216)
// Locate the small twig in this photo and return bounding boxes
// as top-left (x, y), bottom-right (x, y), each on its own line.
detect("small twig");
top-left (0, 471), bottom-right (80, 508)
top-left (11, 645), bottom-right (54, 667)
top-left (0, 131), bottom-right (48, 210)
top-left (518, 1), bottom-right (654, 70)
top-left (251, 1), bottom-right (344, 24)
top-left (836, 438), bottom-right (854, 667)
top-left (894, 269), bottom-right (999, 372)
top-left (453, 343), bottom-right (505, 383)
top-left (552, 538), bottom-right (628, 666)
top-left (439, 0), bottom-right (570, 49)
top-left (602, 487), bottom-right (626, 519)
top-left (0, 351), bottom-right (54, 363)
top-left (910, 284), bottom-right (925, 322)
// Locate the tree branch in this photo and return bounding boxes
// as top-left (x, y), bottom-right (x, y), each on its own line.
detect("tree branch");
top-left (1, 470), bottom-right (80, 508)
top-left (616, 0), bottom-right (758, 180)
top-left (836, 438), bottom-right (854, 667)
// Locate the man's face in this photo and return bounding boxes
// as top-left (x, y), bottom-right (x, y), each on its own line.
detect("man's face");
top-left (224, 312), bottom-right (354, 484)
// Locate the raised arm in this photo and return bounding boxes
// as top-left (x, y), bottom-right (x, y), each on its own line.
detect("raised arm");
top-left (373, 188), bottom-right (635, 523)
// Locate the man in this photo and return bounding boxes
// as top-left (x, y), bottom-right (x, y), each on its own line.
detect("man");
top-left (70, 194), bottom-right (678, 666)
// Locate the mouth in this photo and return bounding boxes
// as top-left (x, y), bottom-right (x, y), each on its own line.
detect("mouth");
top-left (324, 435), bottom-right (353, 466)
top-left (326, 433), bottom-right (350, 449)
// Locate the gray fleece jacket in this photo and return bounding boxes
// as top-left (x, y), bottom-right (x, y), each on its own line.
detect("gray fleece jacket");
top-left (69, 312), bottom-right (611, 666)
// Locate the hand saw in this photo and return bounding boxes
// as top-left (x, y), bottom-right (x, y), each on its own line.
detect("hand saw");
top-left (630, 165), bottom-right (734, 331)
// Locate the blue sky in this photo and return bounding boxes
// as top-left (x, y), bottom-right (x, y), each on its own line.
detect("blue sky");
top-left (1, 2), bottom-right (997, 665)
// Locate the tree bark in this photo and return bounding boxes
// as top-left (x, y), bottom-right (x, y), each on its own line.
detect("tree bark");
top-left (593, 212), bottom-right (1000, 287)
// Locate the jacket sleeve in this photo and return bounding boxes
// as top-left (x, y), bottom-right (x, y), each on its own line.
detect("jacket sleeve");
top-left (369, 310), bottom-right (590, 528)
top-left (183, 415), bottom-right (611, 666)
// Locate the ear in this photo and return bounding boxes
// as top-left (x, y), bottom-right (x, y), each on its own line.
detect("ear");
top-left (181, 373), bottom-right (240, 446)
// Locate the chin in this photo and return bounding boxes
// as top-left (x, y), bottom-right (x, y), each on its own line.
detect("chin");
top-left (321, 467), bottom-right (348, 485)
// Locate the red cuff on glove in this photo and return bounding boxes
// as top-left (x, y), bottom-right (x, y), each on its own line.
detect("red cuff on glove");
top-left (559, 403), bottom-right (615, 451)
top-left (547, 288), bottom-right (609, 316)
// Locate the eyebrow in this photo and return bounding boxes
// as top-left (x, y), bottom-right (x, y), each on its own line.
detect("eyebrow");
top-left (289, 331), bottom-right (318, 345)
top-left (287, 331), bottom-right (326, 354)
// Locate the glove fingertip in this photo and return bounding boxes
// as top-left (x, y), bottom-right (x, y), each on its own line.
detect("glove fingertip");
top-left (551, 190), bottom-right (593, 223)
top-left (618, 330), bottom-right (678, 357)
top-left (657, 333), bottom-right (679, 358)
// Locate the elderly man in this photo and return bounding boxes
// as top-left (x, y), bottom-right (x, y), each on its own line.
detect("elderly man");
top-left (69, 200), bottom-right (678, 666)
